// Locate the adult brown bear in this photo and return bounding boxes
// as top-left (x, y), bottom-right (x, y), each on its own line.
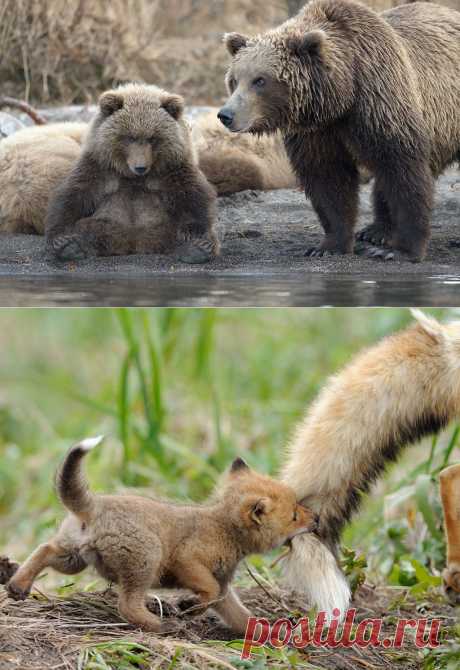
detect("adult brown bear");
top-left (219, 0), bottom-right (460, 261)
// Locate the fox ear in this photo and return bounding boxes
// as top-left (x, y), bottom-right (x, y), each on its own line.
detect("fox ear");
top-left (287, 30), bottom-right (326, 61)
top-left (225, 32), bottom-right (249, 56)
top-left (230, 457), bottom-right (249, 474)
top-left (99, 92), bottom-right (124, 116)
top-left (250, 497), bottom-right (272, 525)
top-left (161, 93), bottom-right (184, 120)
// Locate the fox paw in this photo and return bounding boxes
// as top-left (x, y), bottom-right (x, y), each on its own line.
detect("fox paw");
top-left (6, 579), bottom-right (30, 601)
top-left (0, 556), bottom-right (19, 585)
top-left (443, 567), bottom-right (460, 604)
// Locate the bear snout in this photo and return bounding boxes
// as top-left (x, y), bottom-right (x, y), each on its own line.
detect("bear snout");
top-left (218, 108), bottom-right (235, 129)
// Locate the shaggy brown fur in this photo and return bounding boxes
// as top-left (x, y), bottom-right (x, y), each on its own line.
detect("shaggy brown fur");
top-left (278, 310), bottom-right (460, 618)
top-left (0, 108), bottom-right (298, 238)
top-left (440, 463), bottom-right (460, 605)
top-left (5, 438), bottom-right (317, 634)
top-left (45, 84), bottom-right (219, 264)
top-left (220, 0), bottom-right (460, 262)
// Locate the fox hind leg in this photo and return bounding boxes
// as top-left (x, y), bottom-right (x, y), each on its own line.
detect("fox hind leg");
top-left (6, 541), bottom-right (86, 601)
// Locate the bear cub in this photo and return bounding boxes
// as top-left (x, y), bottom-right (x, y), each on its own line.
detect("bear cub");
top-left (46, 84), bottom-right (219, 263)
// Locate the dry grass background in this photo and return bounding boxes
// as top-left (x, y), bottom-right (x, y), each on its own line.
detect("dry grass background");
top-left (0, 0), bottom-right (459, 106)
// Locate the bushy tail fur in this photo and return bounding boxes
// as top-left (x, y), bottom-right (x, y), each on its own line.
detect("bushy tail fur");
top-left (55, 436), bottom-right (104, 517)
top-left (280, 310), bottom-right (460, 617)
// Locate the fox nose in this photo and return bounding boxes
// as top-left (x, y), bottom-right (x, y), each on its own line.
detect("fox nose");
top-left (218, 108), bottom-right (234, 128)
top-left (134, 166), bottom-right (147, 175)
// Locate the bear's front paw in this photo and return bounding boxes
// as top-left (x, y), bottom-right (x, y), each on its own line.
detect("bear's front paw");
top-left (356, 224), bottom-right (390, 247)
top-left (305, 243), bottom-right (349, 258)
top-left (49, 235), bottom-right (90, 262)
top-left (365, 246), bottom-right (421, 263)
top-left (6, 579), bottom-right (30, 601)
top-left (176, 240), bottom-right (216, 265)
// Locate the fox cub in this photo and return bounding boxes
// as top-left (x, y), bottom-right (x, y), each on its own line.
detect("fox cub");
top-left (5, 437), bottom-right (317, 634)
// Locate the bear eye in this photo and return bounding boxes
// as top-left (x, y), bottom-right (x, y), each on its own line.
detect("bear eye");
top-left (253, 77), bottom-right (266, 89)
top-left (125, 136), bottom-right (136, 143)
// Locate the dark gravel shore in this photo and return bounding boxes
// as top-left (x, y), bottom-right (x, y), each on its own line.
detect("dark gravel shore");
top-left (0, 108), bottom-right (459, 306)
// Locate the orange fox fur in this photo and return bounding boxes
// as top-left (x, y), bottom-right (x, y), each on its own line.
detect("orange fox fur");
top-left (5, 439), bottom-right (316, 634)
top-left (440, 463), bottom-right (460, 604)
top-left (280, 310), bottom-right (460, 618)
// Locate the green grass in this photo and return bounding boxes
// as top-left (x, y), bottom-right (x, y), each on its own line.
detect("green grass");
top-left (0, 308), bottom-right (458, 551)
top-left (0, 307), bottom-right (459, 668)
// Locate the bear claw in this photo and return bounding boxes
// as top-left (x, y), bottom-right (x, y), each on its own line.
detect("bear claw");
top-left (305, 247), bottom-right (329, 258)
top-left (305, 246), bottom-right (342, 258)
top-left (365, 246), bottom-right (421, 263)
top-left (366, 246), bottom-right (395, 261)
top-left (356, 226), bottom-right (389, 246)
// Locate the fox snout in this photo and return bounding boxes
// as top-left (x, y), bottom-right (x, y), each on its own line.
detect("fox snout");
top-left (286, 508), bottom-right (319, 544)
top-left (302, 511), bottom-right (319, 534)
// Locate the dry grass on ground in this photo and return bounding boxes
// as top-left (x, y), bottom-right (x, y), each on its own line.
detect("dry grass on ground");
top-left (1, 0), bottom-right (459, 106)
top-left (0, 574), bottom-right (457, 669)
top-left (0, 0), bottom-right (282, 105)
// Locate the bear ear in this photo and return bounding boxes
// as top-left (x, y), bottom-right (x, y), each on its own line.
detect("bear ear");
top-left (161, 93), bottom-right (184, 120)
top-left (99, 92), bottom-right (124, 116)
top-left (287, 30), bottom-right (326, 62)
top-left (224, 32), bottom-right (249, 57)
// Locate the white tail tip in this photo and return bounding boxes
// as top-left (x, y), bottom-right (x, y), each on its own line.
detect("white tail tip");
top-left (77, 435), bottom-right (105, 451)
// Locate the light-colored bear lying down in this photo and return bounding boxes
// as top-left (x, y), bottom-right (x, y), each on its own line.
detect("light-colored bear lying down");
top-left (0, 100), bottom-right (298, 242)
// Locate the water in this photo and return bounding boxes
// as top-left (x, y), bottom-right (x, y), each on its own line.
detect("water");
top-left (0, 273), bottom-right (458, 306)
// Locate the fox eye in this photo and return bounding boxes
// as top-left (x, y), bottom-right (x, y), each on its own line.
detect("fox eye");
top-left (253, 77), bottom-right (266, 89)
top-left (293, 510), bottom-right (297, 521)
top-left (229, 77), bottom-right (237, 91)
